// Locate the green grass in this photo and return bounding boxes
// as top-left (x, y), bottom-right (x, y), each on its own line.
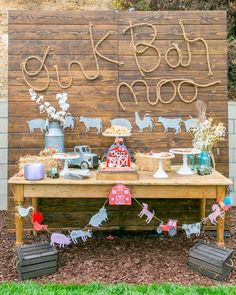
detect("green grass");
top-left (0, 282), bottom-right (236, 295)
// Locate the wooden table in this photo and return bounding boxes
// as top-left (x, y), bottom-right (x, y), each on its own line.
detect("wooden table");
top-left (9, 168), bottom-right (232, 246)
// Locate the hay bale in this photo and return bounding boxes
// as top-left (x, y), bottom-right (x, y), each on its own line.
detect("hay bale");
top-left (135, 153), bottom-right (171, 172)
top-left (18, 155), bottom-right (59, 173)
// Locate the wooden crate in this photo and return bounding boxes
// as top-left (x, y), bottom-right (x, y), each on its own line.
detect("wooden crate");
top-left (188, 241), bottom-right (233, 281)
top-left (96, 162), bottom-right (139, 180)
top-left (16, 243), bottom-right (58, 280)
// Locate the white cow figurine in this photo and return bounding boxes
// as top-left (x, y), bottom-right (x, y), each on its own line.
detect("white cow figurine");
top-left (158, 117), bottom-right (181, 135)
top-left (182, 222), bottom-right (201, 238)
top-left (80, 116), bottom-right (102, 134)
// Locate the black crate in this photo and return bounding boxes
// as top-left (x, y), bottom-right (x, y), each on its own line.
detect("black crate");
top-left (16, 243), bottom-right (58, 280)
top-left (188, 241), bottom-right (233, 281)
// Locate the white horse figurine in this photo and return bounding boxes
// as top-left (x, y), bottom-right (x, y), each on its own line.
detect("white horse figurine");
top-left (204, 204), bottom-right (225, 225)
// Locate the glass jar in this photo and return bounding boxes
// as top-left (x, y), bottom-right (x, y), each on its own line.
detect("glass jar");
top-left (197, 151), bottom-right (212, 175)
top-left (187, 154), bottom-right (195, 171)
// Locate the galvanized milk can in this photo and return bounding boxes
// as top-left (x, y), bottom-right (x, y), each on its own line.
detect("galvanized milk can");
top-left (45, 121), bottom-right (65, 152)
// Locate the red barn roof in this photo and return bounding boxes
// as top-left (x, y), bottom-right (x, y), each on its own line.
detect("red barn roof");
top-left (109, 183), bottom-right (132, 205)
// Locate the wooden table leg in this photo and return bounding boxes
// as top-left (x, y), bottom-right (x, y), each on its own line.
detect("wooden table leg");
top-left (12, 184), bottom-right (24, 245)
top-left (32, 198), bottom-right (38, 236)
top-left (200, 198), bottom-right (206, 231)
top-left (216, 186), bottom-right (226, 247)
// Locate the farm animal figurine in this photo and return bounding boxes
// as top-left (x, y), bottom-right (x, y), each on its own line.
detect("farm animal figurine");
top-left (80, 116), bottom-right (102, 134)
top-left (89, 207), bottom-right (108, 228)
top-left (204, 204), bottom-right (225, 225)
top-left (27, 119), bottom-right (48, 133)
top-left (138, 203), bottom-right (155, 224)
top-left (18, 205), bottom-right (34, 217)
top-left (182, 222), bottom-right (201, 238)
top-left (62, 115), bottom-right (75, 131)
top-left (183, 118), bottom-right (198, 132)
top-left (135, 112), bottom-right (153, 132)
top-left (69, 230), bottom-right (92, 243)
top-left (50, 232), bottom-right (71, 248)
top-left (110, 118), bottom-right (132, 132)
top-left (158, 117), bottom-right (181, 135)
top-left (33, 220), bottom-right (48, 231)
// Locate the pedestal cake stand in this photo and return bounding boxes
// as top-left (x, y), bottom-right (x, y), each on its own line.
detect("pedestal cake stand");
top-left (169, 148), bottom-right (201, 175)
top-left (148, 152), bottom-right (175, 178)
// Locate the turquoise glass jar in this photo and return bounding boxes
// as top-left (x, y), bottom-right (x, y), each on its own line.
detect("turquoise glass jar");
top-left (197, 151), bottom-right (212, 175)
top-left (187, 154), bottom-right (195, 171)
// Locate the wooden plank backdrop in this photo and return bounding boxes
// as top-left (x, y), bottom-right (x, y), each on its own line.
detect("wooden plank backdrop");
top-left (8, 10), bottom-right (228, 231)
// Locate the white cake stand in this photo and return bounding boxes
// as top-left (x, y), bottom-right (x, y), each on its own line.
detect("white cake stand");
top-left (169, 148), bottom-right (201, 175)
top-left (148, 152), bottom-right (175, 178)
top-left (53, 153), bottom-right (80, 177)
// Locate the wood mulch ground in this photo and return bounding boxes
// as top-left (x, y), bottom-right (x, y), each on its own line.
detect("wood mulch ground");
top-left (0, 209), bottom-right (236, 285)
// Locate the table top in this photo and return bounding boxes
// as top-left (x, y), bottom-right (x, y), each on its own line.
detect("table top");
top-left (9, 166), bottom-right (232, 186)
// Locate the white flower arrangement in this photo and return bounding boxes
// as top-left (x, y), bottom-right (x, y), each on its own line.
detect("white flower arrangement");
top-left (191, 118), bottom-right (226, 152)
top-left (191, 117), bottom-right (226, 169)
top-left (29, 89), bottom-right (72, 124)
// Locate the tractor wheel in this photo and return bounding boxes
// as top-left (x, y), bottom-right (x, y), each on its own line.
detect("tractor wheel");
top-left (156, 227), bottom-right (163, 235)
top-left (168, 228), bottom-right (177, 237)
top-left (81, 161), bottom-right (89, 170)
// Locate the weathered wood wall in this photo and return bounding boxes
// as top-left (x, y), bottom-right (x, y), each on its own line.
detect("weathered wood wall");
top-left (8, 10), bottom-right (228, 230)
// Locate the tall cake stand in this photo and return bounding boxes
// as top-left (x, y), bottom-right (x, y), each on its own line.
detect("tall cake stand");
top-left (169, 148), bottom-right (201, 175)
top-left (148, 152), bottom-right (175, 178)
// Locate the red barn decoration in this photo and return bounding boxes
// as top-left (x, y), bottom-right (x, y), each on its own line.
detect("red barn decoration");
top-left (109, 184), bottom-right (132, 205)
top-left (106, 145), bottom-right (131, 168)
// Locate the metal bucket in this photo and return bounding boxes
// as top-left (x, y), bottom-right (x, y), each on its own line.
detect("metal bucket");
top-left (45, 121), bottom-right (64, 152)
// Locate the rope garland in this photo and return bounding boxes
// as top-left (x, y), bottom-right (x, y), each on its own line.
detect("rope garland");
top-left (123, 21), bottom-right (161, 77)
top-left (21, 46), bottom-right (53, 92)
top-left (53, 24), bottom-right (100, 89)
top-left (95, 31), bottom-right (124, 67)
top-left (165, 20), bottom-right (213, 76)
top-left (22, 24), bottom-right (123, 91)
top-left (117, 78), bottom-right (221, 111)
top-left (165, 42), bottom-right (191, 68)
top-left (21, 20), bottom-right (215, 93)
